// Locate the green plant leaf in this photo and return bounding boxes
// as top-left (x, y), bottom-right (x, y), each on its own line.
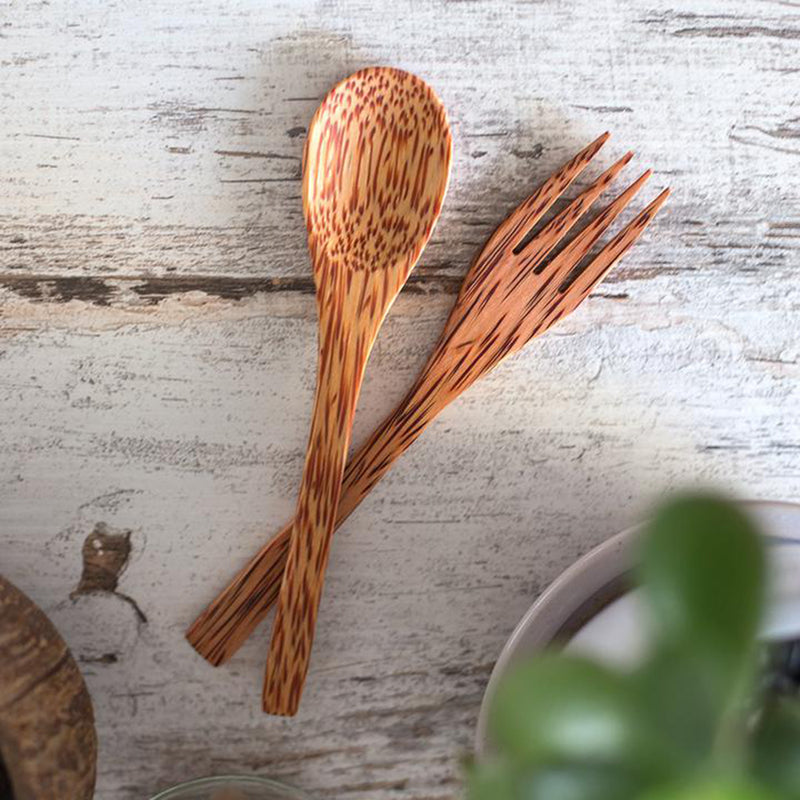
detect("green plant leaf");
top-left (465, 758), bottom-right (518, 800)
top-left (753, 697), bottom-right (800, 799)
top-left (634, 643), bottom-right (728, 771)
top-left (468, 760), bottom-right (653, 800)
top-left (637, 496), bottom-right (767, 770)
top-left (639, 495), bottom-right (766, 658)
top-left (489, 654), bottom-right (656, 770)
top-left (519, 764), bottom-right (651, 800)
top-left (641, 778), bottom-right (780, 800)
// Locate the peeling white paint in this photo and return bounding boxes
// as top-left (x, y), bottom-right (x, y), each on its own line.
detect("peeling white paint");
top-left (1, 1), bottom-right (799, 799)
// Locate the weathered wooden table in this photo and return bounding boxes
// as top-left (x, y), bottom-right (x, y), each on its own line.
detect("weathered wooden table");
top-left (2, 1), bottom-right (799, 797)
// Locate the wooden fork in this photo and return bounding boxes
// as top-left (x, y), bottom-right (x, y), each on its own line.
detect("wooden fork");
top-left (186, 134), bottom-right (669, 672)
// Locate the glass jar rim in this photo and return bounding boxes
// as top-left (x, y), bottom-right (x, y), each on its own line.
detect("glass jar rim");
top-left (149, 774), bottom-right (312, 800)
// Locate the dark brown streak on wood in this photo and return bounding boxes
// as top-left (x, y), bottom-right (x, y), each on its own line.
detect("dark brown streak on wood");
top-left (2, 276), bottom-right (114, 306)
top-left (728, 132), bottom-right (800, 156)
top-left (673, 25), bottom-right (800, 39)
top-left (71, 524), bottom-right (131, 596)
top-left (0, 262), bottom-right (676, 305)
top-left (71, 523), bottom-right (147, 624)
top-left (511, 144), bottom-right (544, 159)
top-left (572, 104), bottom-right (633, 113)
top-left (131, 275), bottom-right (318, 300)
top-left (22, 132), bottom-right (82, 141)
top-left (79, 653), bottom-right (119, 665)
top-left (219, 177), bottom-right (299, 183)
top-left (1, 274), bottom-right (464, 305)
top-left (600, 263), bottom-right (689, 283)
top-left (182, 106), bottom-right (261, 114)
top-left (243, 744), bottom-right (365, 768)
top-left (331, 779), bottom-right (409, 793)
top-left (746, 355), bottom-right (799, 366)
top-left (214, 149), bottom-right (301, 160)
top-left (745, 123), bottom-right (800, 140)
top-left (339, 695), bottom-right (478, 722)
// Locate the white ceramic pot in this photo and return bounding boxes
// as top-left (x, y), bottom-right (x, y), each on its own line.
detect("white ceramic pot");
top-left (475, 500), bottom-right (800, 757)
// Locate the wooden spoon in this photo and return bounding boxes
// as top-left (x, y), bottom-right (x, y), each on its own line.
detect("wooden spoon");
top-left (260, 67), bottom-right (451, 715)
top-left (187, 135), bottom-right (669, 668)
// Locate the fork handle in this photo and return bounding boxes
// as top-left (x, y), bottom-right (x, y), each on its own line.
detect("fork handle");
top-left (186, 361), bottom-right (448, 666)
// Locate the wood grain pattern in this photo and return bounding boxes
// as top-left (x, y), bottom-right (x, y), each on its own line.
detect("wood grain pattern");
top-left (0, 576), bottom-right (97, 800)
top-left (187, 136), bottom-right (670, 667)
top-left (262, 68), bottom-right (452, 715)
top-left (1, 1), bottom-right (799, 797)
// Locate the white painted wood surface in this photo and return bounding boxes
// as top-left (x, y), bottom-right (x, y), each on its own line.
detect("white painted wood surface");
top-left (1, 1), bottom-right (799, 797)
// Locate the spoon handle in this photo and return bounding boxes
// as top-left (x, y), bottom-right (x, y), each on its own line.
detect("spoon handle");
top-left (262, 265), bottom-right (401, 715)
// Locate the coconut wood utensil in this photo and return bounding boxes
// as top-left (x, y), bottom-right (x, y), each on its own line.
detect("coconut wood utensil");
top-left (258, 67), bottom-right (451, 715)
top-left (0, 575), bottom-right (97, 800)
top-left (187, 134), bottom-right (669, 672)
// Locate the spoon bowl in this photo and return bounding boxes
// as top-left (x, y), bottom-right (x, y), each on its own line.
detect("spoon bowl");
top-left (303, 68), bottom-right (450, 278)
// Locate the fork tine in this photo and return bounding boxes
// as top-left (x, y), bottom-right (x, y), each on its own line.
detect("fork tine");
top-left (508, 132), bottom-right (610, 250)
top-left (537, 169), bottom-right (652, 296)
top-left (560, 188), bottom-right (671, 308)
top-left (518, 150), bottom-right (634, 264)
top-left (460, 133), bottom-right (609, 297)
top-left (500, 151), bottom-right (634, 301)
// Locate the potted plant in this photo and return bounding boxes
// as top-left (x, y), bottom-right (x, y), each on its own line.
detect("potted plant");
top-left (470, 495), bottom-right (800, 800)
